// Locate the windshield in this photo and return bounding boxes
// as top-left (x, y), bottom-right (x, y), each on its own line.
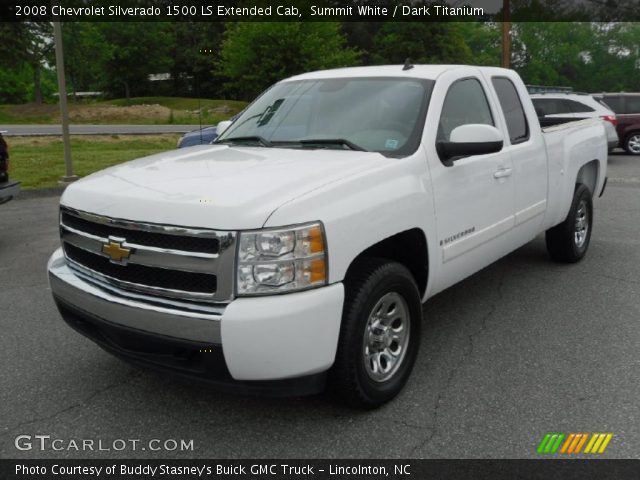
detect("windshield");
top-left (216, 77), bottom-right (434, 157)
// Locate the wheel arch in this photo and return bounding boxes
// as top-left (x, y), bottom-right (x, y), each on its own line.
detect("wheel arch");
top-left (576, 160), bottom-right (600, 197)
top-left (343, 228), bottom-right (429, 299)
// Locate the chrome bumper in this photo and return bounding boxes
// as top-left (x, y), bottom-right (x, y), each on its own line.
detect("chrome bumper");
top-left (47, 248), bottom-right (223, 343)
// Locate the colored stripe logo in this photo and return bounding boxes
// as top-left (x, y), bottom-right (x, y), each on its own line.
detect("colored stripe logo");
top-left (537, 433), bottom-right (613, 454)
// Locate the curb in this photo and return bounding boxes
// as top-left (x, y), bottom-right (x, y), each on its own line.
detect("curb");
top-left (16, 186), bottom-right (66, 199)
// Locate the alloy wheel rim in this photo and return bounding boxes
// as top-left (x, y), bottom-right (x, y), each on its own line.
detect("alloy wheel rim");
top-left (574, 200), bottom-right (589, 248)
top-left (628, 135), bottom-right (640, 154)
top-left (363, 291), bottom-right (410, 383)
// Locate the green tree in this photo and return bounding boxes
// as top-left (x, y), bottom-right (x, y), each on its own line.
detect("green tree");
top-left (511, 22), bottom-right (640, 92)
top-left (217, 22), bottom-right (360, 100)
top-left (96, 22), bottom-right (172, 100)
top-left (0, 65), bottom-right (32, 103)
top-left (0, 22), bottom-right (53, 103)
top-left (457, 22), bottom-right (501, 66)
top-left (511, 22), bottom-right (593, 87)
top-left (370, 22), bottom-right (473, 65)
top-left (168, 22), bottom-right (226, 98)
top-left (584, 23), bottom-right (640, 92)
top-left (341, 23), bottom-right (385, 65)
top-left (61, 23), bottom-right (110, 96)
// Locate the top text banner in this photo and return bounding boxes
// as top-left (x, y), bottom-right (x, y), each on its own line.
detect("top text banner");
top-left (2, 0), bottom-right (640, 22)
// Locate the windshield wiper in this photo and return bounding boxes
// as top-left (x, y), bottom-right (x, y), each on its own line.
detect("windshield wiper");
top-left (295, 138), bottom-right (367, 151)
top-left (216, 136), bottom-right (272, 147)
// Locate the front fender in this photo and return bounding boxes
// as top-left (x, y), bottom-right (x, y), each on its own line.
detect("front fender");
top-left (264, 156), bottom-right (437, 299)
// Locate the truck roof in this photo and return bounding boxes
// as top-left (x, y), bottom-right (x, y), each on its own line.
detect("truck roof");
top-left (284, 64), bottom-right (515, 82)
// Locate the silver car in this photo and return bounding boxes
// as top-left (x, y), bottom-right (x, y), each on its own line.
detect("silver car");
top-left (531, 93), bottom-right (619, 151)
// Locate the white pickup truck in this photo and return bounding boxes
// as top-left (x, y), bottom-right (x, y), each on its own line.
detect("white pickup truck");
top-left (48, 65), bottom-right (607, 407)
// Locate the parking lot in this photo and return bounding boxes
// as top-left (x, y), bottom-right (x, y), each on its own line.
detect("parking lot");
top-left (1, 152), bottom-right (638, 459)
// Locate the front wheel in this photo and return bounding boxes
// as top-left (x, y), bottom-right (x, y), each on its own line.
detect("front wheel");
top-left (545, 183), bottom-right (593, 263)
top-left (624, 132), bottom-right (640, 155)
top-left (329, 258), bottom-right (422, 408)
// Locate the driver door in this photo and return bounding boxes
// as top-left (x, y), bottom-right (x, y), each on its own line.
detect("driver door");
top-left (428, 76), bottom-right (516, 291)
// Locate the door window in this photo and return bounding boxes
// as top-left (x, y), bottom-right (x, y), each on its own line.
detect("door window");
top-left (492, 77), bottom-right (529, 143)
top-left (437, 78), bottom-right (494, 142)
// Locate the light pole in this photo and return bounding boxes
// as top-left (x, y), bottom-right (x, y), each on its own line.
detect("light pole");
top-left (501, 0), bottom-right (511, 68)
top-left (53, 20), bottom-right (77, 184)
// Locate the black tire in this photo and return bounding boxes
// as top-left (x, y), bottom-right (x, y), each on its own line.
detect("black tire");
top-left (623, 132), bottom-right (640, 155)
top-left (545, 183), bottom-right (593, 263)
top-left (329, 258), bottom-right (422, 408)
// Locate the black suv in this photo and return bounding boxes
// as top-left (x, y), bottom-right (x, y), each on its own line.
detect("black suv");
top-left (0, 132), bottom-right (20, 204)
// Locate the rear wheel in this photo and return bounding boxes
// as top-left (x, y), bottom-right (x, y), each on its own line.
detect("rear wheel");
top-left (624, 132), bottom-right (640, 155)
top-left (545, 184), bottom-right (593, 263)
top-left (329, 258), bottom-right (422, 408)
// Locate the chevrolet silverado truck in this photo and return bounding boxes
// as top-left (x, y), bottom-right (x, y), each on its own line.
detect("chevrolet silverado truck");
top-left (0, 132), bottom-right (20, 204)
top-left (48, 65), bottom-right (607, 408)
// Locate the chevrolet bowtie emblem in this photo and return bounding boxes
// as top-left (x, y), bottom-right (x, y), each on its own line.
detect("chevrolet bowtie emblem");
top-left (102, 238), bottom-right (131, 264)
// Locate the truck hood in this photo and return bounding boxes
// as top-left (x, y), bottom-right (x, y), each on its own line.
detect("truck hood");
top-left (61, 144), bottom-right (388, 230)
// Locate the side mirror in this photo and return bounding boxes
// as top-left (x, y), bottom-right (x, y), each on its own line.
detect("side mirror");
top-left (216, 120), bottom-right (233, 136)
top-left (437, 124), bottom-right (503, 165)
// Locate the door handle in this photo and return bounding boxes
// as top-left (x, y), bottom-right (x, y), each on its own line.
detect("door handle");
top-left (493, 167), bottom-right (513, 179)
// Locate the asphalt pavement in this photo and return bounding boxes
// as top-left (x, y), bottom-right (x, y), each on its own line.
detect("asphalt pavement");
top-left (0, 153), bottom-right (638, 459)
top-left (0, 124), bottom-right (203, 136)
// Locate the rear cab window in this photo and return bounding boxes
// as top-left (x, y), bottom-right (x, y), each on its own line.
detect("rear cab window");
top-left (492, 77), bottom-right (529, 144)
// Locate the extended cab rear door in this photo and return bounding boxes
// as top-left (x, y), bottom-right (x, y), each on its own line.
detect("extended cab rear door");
top-left (484, 72), bottom-right (548, 242)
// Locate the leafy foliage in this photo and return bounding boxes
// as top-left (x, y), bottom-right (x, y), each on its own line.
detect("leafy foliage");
top-left (95, 22), bottom-right (173, 100)
top-left (371, 22), bottom-right (473, 65)
top-left (62, 23), bottom-right (110, 95)
top-left (217, 22), bottom-right (360, 99)
top-left (1, 20), bottom-right (640, 106)
top-left (512, 22), bottom-right (640, 92)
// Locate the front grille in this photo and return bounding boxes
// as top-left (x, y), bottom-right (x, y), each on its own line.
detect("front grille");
top-left (59, 207), bottom-right (236, 302)
top-left (61, 211), bottom-right (219, 254)
top-left (65, 243), bottom-right (217, 294)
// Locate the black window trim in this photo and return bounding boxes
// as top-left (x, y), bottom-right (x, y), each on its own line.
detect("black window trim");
top-left (492, 75), bottom-right (530, 145)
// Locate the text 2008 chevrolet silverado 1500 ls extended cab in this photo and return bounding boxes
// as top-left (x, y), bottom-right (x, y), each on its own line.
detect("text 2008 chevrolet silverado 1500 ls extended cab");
top-left (48, 65), bottom-right (607, 407)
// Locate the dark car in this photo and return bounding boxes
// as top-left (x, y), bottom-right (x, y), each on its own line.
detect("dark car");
top-left (177, 126), bottom-right (218, 148)
top-left (594, 93), bottom-right (640, 155)
top-left (0, 131), bottom-right (20, 204)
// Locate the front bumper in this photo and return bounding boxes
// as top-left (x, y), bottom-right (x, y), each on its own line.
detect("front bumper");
top-left (48, 248), bottom-right (344, 395)
top-left (0, 180), bottom-right (20, 204)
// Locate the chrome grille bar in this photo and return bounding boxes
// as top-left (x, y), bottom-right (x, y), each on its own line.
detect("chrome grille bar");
top-left (60, 225), bottom-right (220, 273)
top-left (59, 206), bottom-right (237, 303)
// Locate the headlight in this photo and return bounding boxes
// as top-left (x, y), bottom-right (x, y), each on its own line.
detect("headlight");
top-left (237, 222), bottom-right (327, 295)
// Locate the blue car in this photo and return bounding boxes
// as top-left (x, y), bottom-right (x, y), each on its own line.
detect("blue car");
top-left (177, 126), bottom-right (218, 148)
